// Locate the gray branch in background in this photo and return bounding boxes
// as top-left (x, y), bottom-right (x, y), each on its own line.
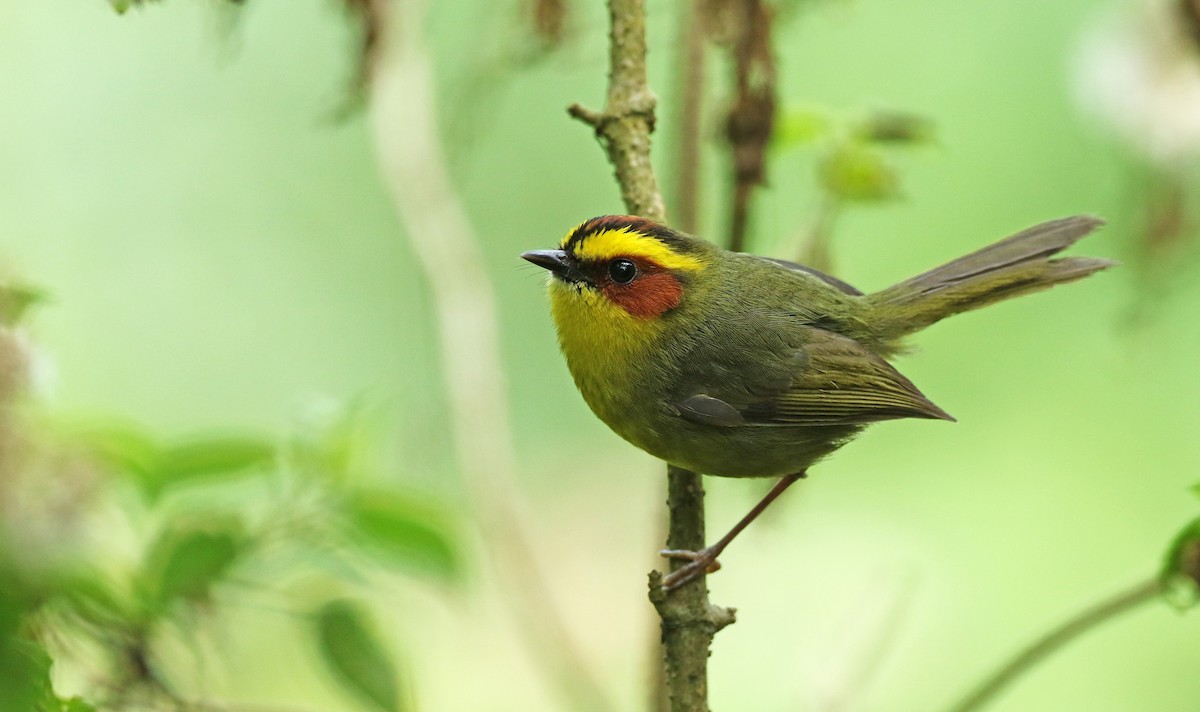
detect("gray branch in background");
top-left (366, 1), bottom-right (612, 709)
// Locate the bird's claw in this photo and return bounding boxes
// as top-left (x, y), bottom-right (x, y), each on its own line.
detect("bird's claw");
top-left (658, 548), bottom-right (721, 591)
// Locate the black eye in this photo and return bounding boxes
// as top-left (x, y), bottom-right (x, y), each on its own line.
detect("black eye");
top-left (608, 258), bottom-right (638, 284)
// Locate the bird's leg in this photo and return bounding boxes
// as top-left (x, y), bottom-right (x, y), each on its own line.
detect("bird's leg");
top-left (659, 470), bottom-right (807, 591)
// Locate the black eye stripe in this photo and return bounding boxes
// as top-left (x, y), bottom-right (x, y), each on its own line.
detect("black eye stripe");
top-left (607, 258), bottom-right (638, 285)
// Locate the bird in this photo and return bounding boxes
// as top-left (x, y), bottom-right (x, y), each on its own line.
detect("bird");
top-left (522, 215), bottom-right (1112, 589)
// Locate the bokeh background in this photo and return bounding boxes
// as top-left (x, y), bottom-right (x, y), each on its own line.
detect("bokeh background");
top-left (1, 0), bottom-right (1199, 710)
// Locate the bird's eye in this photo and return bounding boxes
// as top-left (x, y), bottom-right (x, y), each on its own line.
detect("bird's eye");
top-left (608, 258), bottom-right (638, 285)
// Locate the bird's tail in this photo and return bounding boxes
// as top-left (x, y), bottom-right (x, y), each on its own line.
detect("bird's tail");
top-left (866, 216), bottom-right (1113, 341)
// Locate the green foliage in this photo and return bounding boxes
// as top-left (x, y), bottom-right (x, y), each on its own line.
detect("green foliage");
top-left (141, 518), bottom-right (246, 615)
top-left (347, 489), bottom-right (462, 583)
top-left (315, 600), bottom-right (404, 712)
top-left (0, 571), bottom-right (93, 712)
top-left (0, 575), bottom-right (44, 712)
top-left (78, 425), bottom-right (275, 502)
top-left (819, 143), bottom-right (899, 202)
top-left (1, 405), bottom-right (462, 709)
top-left (774, 105), bottom-right (933, 204)
top-left (773, 106), bottom-right (833, 147)
top-left (110, 0), bottom-right (244, 14)
top-left (0, 282), bottom-right (48, 326)
top-left (1160, 515), bottom-right (1200, 610)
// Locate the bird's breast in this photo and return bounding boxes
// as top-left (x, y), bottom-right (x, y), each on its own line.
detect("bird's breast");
top-left (548, 281), bottom-right (671, 427)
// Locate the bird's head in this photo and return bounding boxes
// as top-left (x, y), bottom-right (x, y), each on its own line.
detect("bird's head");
top-left (522, 216), bottom-right (713, 326)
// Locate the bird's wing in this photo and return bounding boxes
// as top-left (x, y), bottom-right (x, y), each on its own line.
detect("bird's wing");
top-left (673, 326), bottom-right (953, 428)
top-left (752, 256), bottom-right (864, 296)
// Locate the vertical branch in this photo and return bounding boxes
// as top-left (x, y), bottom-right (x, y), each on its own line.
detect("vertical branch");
top-left (647, 468), bottom-right (737, 712)
top-left (722, 0), bottom-right (776, 252)
top-left (672, 0), bottom-right (709, 234)
top-left (567, 0), bottom-right (666, 222)
top-left (368, 1), bottom-right (612, 710)
top-left (569, 2), bottom-right (734, 711)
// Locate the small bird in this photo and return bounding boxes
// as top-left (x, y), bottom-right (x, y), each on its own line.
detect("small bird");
top-left (523, 215), bottom-right (1112, 589)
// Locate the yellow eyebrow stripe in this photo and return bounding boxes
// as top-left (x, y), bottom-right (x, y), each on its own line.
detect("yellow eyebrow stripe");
top-left (563, 227), bottom-right (705, 271)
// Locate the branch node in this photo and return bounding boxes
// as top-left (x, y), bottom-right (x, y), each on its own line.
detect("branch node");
top-left (566, 103), bottom-right (604, 128)
top-left (709, 604), bottom-right (737, 632)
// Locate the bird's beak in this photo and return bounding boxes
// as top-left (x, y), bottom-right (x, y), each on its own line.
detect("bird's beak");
top-left (522, 249), bottom-right (586, 285)
top-left (522, 249), bottom-right (570, 273)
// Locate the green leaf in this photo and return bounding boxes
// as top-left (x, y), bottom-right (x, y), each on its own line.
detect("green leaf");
top-left (73, 423), bottom-right (161, 478)
top-left (0, 283), bottom-right (49, 326)
top-left (0, 636), bottom-right (54, 712)
top-left (62, 698), bottom-right (98, 712)
top-left (1159, 516), bottom-right (1200, 609)
top-left (347, 490), bottom-right (462, 583)
top-left (854, 111), bottom-right (935, 145)
top-left (1190, 482), bottom-right (1200, 501)
top-left (79, 426), bottom-right (275, 501)
top-left (773, 106), bottom-right (833, 149)
top-left (315, 600), bottom-right (401, 712)
top-left (148, 436), bottom-right (275, 496)
top-left (143, 520), bottom-right (244, 614)
top-left (819, 143), bottom-right (899, 202)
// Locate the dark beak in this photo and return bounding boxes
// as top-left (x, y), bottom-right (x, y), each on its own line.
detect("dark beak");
top-left (522, 249), bottom-right (586, 285)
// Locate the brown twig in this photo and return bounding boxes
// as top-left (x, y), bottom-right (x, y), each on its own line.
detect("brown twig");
top-left (566, 0), bottom-right (666, 221)
top-left (650, 6), bottom-right (714, 707)
top-left (648, 468), bottom-right (737, 712)
top-left (569, 2), bottom-right (734, 711)
top-left (722, 0), bottom-right (776, 252)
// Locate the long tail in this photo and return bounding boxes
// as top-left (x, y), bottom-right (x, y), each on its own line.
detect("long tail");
top-left (867, 216), bottom-right (1114, 341)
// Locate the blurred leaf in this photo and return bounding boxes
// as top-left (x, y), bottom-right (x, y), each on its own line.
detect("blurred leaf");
top-left (0, 638), bottom-right (55, 712)
top-left (315, 600), bottom-right (402, 712)
top-left (62, 698), bottom-right (98, 712)
top-left (819, 143), bottom-right (899, 202)
top-left (1191, 482), bottom-right (1200, 500)
top-left (0, 568), bottom-right (44, 712)
top-left (0, 283), bottom-right (49, 326)
top-left (59, 573), bottom-right (133, 630)
top-left (854, 111), bottom-right (935, 144)
top-left (147, 436), bottom-right (275, 496)
top-left (773, 106), bottom-right (832, 149)
top-left (1160, 515), bottom-right (1200, 609)
top-left (74, 424), bottom-right (160, 479)
top-left (143, 519), bottom-right (244, 614)
top-left (72, 423), bottom-right (274, 501)
top-left (347, 489), bottom-right (462, 583)
top-left (290, 399), bottom-right (382, 486)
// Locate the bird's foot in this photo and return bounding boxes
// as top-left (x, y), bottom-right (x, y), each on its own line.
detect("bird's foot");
top-left (659, 547), bottom-right (722, 591)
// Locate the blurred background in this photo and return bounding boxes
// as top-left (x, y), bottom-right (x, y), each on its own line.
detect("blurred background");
top-left (1, 0), bottom-right (1198, 710)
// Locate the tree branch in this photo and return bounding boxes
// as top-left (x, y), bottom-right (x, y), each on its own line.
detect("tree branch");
top-left (946, 577), bottom-right (1163, 712)
top-left (722, 0), bottom-right (776, 252)
top-left (367, 2), bottom-right (612, 709)
top-left (567, 0), bottom-right (666, 221)
top-left (569, 2), bottom-right (733, 710)
top-left (671, 0), bottom-right (709, 235)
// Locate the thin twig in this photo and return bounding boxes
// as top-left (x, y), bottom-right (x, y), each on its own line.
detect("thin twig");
top-left (797, 192), bottom-right (840, 272)
top-left (567, 0), bottom-right (666, 221)
top-left (651, 4), bottom-right (710, 708)
top-left (672, 0), bottom-right (709, 235)
top-left (366, 1), bottom-right (612, 709)
top-left (946, 577), bottom-right (1163, 712)
top-left (723, 0), bottom-right (776, 252)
